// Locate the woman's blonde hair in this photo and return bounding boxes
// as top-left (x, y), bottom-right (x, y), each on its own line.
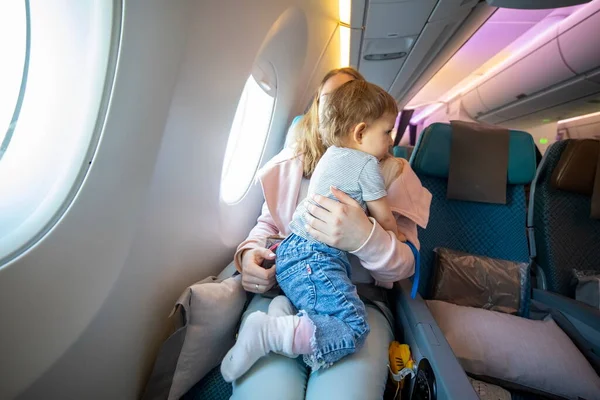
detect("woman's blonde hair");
top-left (295, 67), bottom-right (365, 177)
top-left (319, 80), bottom-right (398, 148)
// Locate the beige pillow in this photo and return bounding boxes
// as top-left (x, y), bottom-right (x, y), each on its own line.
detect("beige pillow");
top-left (427, 300), bottom-right (600, 400)
top-left (142, 275), bottom-right (247, 400)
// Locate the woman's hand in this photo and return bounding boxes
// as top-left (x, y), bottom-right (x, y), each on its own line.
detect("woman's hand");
top-left (240, 248), bottom-right (277, 294)
top-left (304, 187), bottom-right (374, 252)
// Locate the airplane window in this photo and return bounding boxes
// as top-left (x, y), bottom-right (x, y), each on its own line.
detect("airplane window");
top-left (0, 1), bottom-right (117, 265)
top-left (0, 1), bottom-right (28, 160)
top-left (221, 75), bottom-right (276, 204)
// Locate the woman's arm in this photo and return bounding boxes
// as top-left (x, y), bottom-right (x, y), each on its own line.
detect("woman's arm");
top-left (234, 202), bottom-right (278, 271)
top-left (350, 216), bottom-right (415, 287)
top-left (305, 188), bottom-right (416, 286)
top-left (234, 201), bottom-right (279, 293)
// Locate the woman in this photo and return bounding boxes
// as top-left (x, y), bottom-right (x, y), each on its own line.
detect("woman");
top-left (232, 67), bottom-right (431, 399)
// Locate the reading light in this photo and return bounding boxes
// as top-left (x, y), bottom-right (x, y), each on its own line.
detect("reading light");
top-left (364, 52), bottom-right (406, 61)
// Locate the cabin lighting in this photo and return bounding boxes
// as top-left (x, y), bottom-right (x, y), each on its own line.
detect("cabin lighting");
top-left (558, 110), bottom-right (600, 124)
top-left (339, 0), bottom-right (351, 67)
top-left (410, 9), bottom-right (573, 125)
top-left (339, 0), bottom-right (351, 25)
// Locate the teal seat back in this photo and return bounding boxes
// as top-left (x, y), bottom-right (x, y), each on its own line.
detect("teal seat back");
top-left (411, 123), bottom-right (537, 297)
top-left (393, 145), bottom-right (413, 160)
top-left (530, 140), bottom-right (600, 297)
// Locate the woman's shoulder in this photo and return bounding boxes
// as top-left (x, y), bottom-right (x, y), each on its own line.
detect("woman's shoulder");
top-left (260, 147), bottom-right (300, 169)
top-left (257, 147), bottom-right (304, 180)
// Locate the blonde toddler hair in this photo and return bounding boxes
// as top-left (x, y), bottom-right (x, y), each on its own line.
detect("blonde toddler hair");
top-left (319, 80), bottom-right (398, 148)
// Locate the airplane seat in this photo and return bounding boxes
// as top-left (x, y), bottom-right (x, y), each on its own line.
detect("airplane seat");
top-left (283, 115), bottom-right (303, 149)
top-left (396, 124), bottom-right (600, 400)
top-left (392, 145), bottom-right (413, 160)
top-left (529, 139), bottom-right (600, 299)
top-left (410, 122), bottom-right (536, 298)
top-left (387, 122), bottom-right (538, 400)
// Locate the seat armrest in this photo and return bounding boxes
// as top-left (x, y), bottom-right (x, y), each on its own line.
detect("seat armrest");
top-left (533, 289), bottom-right (600, 330)
top-left (532, 289), bottom-right (600, 346)
top-left (217, 260), bottom-right (238, 280)
top-left (391, 280), bottom-right (478, 400)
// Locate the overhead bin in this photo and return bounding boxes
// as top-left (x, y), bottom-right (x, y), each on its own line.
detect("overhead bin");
top-left (462, 3), bottom-right (600, 123)
top-left (360, 37), bottom-right (415, 90)
top-left (486, 0), bottom-right (593, 9)
top-left (428, 0), bottom-right (479, 22)
top-left (461, 88), bottom-right (487, 118)
top-left (357, 0), bottom-right (477, 92)
top-left (586, 69), bottom-right (600, 84)
top-left (490, 76), bottom-right (600, 120)
top-left (477, 38), bottom-right (576, 111)
top-left (360, 0), bottom-right (436, 90)
top-left (364, 0), bottom-right (436, 39)
top-left (498, 92), bottom-right (600, 128)
top-left (558, 1), bottom-right (600, 74)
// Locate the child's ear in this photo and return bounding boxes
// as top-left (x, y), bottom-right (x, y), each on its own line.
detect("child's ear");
top-left (353, 122), bottom-right (367, 144)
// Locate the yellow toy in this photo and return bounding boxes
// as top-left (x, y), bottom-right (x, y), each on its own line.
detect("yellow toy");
top-left (387, 341), bottom-right (416, 399)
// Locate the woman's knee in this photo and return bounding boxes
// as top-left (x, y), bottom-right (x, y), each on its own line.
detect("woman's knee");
top-left (231, 355), bottom-right (307, 400)
top-left (304, 305), bottom-right (393, 400)
top-left (241, 295), bottom-right (271, 323)
top-left (354, 321), bottom-right (371, 350)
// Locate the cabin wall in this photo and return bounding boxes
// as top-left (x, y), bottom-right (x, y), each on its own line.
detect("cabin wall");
top-left (2, 1), bottom-right (342, 399)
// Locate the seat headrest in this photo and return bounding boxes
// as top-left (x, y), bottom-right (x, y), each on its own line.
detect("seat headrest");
top-left (412, 123), bottom-right (537, 185)
top-left (393, 146), bottom-right (413, 160)
top-left (551, 139), bottom-right (600, 195)
top-left (284, 115), bottom-right (304, 149)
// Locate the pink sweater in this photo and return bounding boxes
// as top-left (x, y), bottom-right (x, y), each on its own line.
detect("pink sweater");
top-left (234, 148), bottom-right (432, 288)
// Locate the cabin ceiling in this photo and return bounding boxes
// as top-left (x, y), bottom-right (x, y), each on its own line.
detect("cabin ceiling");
top-left (349, 0), bottom-right (590, 120)
top-left (406, 7), bottom-right (558, 109)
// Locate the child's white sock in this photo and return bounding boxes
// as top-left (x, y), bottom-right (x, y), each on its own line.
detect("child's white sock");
top-left (268, 295), bottom-right (295, 317)
top-left (267, 296), bottom-right (297, 357)
top-left (221, 311), bottom-right (299, 382)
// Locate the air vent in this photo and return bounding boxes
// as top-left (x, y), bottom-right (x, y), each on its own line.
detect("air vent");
top-left (364, 52), bottom-right (407, 61)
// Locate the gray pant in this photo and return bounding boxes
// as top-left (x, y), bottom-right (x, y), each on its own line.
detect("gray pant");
top-left (230, 295), bottom-right (394, 400)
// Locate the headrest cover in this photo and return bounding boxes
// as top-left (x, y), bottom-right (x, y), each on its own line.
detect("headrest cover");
top-left (412, 123), bottom-right (537, 185)
top-left (284, 115), bottom-right (304, 149)
top-left (551, 139), bottom-right (599, 195)
top-left (393, 146), bottom-right (413, 160)
top-left (447, 120), bottom-right (509, 204)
